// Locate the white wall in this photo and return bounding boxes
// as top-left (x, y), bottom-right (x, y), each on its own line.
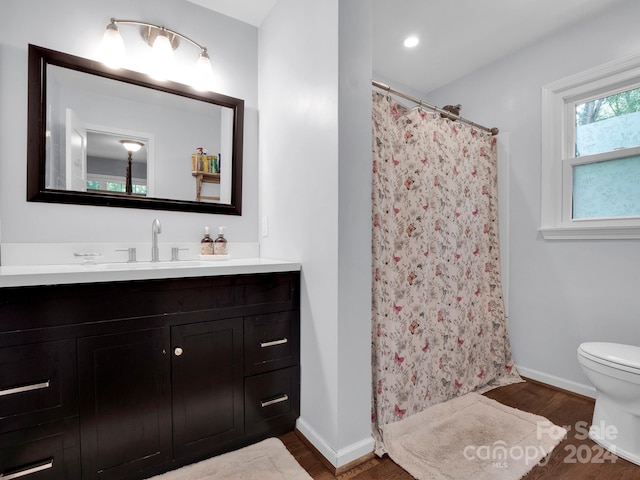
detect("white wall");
top-left (258, 0), bottom-right (374, 467)
top-left (258, 0), bottom-right (340, 461)
top-left (426, 0), bottom-right (640, 396)
top-left (337, 0), bottom-right (374, 460)
top-left (0, 0), bottom-right (258, 248)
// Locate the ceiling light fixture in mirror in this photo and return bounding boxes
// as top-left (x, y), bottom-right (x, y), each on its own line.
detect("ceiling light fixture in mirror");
top-left (100, 18), bottom-right (214, 91)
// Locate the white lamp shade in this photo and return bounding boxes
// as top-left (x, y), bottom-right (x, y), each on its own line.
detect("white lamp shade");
top-left (120, 140), bottom-right (143, 152)
top-left (150, 33), bottom-right (174, 81)
top-left (193, 51), bottom-right (214, 91)
top-left (100, 25), bottom-right (126, 69)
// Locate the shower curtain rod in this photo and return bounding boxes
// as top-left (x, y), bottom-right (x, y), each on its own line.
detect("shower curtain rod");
top-left (372, 80), bottom-right (499, 135)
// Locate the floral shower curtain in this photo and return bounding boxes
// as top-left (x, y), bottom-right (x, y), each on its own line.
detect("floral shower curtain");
top-left (371, 91), bottom-right (520, 454)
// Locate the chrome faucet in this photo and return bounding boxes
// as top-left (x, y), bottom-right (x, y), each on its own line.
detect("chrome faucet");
top-left (151, 218), bottom-right (162, 262)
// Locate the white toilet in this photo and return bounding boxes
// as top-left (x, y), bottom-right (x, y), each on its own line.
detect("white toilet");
top-left (577, 342), bottom-right (640, 466)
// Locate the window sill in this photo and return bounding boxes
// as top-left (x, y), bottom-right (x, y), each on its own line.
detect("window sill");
top-left (539, 224), bottom-right (640, 240)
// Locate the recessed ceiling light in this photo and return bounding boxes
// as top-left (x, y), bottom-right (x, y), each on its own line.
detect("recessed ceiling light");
top-left (404, 36), bottom-right (419, 48)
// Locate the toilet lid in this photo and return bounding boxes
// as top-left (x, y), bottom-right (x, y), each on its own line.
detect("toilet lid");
top-left (579, 342), bottom-right (640, 370)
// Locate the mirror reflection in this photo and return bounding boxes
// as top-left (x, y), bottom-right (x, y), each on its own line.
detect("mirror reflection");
top-left (46, 64), bottom-right (229, 203)
top-left (28, 44), bottom-right (244, 215)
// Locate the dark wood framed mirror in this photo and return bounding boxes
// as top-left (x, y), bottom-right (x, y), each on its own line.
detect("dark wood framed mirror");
top-left (27, 44), bottom-right (243, 215)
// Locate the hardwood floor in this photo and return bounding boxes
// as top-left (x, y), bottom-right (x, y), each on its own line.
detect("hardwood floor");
top-left (280, 380), bottom-right (640, 479)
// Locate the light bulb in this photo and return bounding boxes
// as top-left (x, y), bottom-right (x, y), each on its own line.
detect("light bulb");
top-left (100, 23), bottom-right (126, 69)
top-left (193, 50), bottom-right (214, 91)
top-left (150, 32), bottom-right (174, 81)
top-left (120, 140), bottom-right (144, 152)
top-left (403, 36), bottom-right (419, 48)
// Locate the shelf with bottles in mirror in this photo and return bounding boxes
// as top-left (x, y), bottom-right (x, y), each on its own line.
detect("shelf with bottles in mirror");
top-left (192, 151), bottom-right (221, 201)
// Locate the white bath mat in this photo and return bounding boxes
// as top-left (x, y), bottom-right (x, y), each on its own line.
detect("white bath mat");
top-left (382, 392), bottom-right (566, 480)
top-left (146, 438), bottom-right (312, 480)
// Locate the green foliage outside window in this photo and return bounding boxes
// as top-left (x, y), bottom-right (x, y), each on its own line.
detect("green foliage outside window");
top-left (86, 181), bottom-right (147, 195)
top-left (576, 86), bottom-right (640, 126)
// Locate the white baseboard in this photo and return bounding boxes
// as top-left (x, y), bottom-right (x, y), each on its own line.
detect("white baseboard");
top-left (295, 417), bottom-right (375, 468)
top-left (516, 364), bottom-right (596, 398)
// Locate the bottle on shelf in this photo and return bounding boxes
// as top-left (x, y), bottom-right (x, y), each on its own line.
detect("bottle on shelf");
top-left (195, 147), bottom-right (205, 172)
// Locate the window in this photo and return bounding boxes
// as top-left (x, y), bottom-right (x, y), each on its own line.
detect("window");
top-left (541, 53), bottom-right (640, 239)
top-left (86, 174), bottom-right (148, 196)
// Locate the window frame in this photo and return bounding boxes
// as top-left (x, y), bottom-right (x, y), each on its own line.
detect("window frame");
top-left (540, 53), bottom-right (640, 240)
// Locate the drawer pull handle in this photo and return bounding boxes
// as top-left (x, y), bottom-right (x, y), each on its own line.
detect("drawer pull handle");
top-left (2, 459), bottom-right (54, 479)
top-left (260, 338), bottom-right (288, 348)
top-left (0, 380), bottom-right (50, 397)
top-left (261, 394), bottom-right (289, 408)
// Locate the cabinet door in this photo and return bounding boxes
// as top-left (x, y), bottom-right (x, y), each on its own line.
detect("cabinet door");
top-left (78, 328), bottom-right (171, 480)
top-left (171, 318), bottom-right (244, 460)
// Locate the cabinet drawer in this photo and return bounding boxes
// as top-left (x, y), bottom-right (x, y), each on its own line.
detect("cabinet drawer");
top-left (244, 312), bottom-right (298, 375)
top-left (244, 366), bottom-right (300, 437)
top-left (0, 419), bottom-right (80, 480)
top-left (0, 340), bottom-right (77, 433)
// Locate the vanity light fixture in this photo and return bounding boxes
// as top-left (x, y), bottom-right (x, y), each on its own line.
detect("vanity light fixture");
top-left (100, 18), bottom-right (214, 90)
top-left (120, 140), bottom-right (144, 194)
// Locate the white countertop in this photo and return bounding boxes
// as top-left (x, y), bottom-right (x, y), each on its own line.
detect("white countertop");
top-left (0, 258), bottom-right (301, 288)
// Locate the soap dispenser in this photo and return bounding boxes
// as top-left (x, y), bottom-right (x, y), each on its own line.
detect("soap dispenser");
top-left (213, 227), bottom-right (228, 255)
top-left (200, 227), bottom-right (214, 255)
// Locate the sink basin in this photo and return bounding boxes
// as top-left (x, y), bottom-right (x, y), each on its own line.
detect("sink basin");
top-left (102, 260), bottom-right (207, 270)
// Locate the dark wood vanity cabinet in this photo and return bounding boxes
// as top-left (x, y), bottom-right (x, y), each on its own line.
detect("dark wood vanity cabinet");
top-left (0, 271), bottom-right (300, 480)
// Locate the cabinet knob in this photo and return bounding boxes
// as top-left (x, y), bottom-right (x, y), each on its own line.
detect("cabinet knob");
top-left (174, 347), bottom-right (183, 356)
